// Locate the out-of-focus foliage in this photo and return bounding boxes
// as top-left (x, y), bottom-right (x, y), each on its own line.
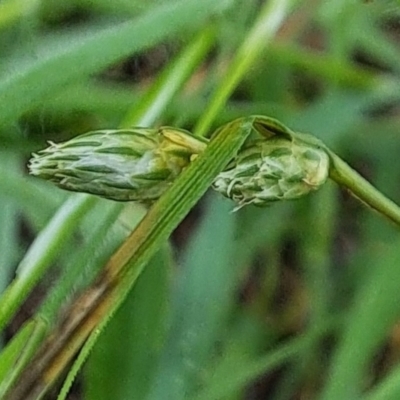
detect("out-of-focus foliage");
top-left (2, 0), bottom-right (400, 399)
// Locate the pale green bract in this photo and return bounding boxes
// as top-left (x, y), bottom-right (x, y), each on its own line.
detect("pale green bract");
top-left (28, 121), bottom-right (330, 208)
top-left (212, 136), bottom-right (330, 209)
top-left (29, 127), bottom-right (207, 202)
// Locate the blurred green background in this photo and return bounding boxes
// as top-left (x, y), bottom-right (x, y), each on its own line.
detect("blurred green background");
top-left (2, 0), bottom-right (400, 399)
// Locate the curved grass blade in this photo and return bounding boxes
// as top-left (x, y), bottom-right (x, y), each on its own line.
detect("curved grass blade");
top-left (0, 0), bottom-right (232, 126)
top-left (0, 193), bottom-right (97, 332)
top-left (4, 118), bottom-right (255, 400)
top-left (194, 0), bottom-right (296, 137)
top-left (320, 239), bottom-right (400, 400)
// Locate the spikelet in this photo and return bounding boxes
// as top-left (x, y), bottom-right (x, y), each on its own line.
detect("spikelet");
top-left (212, 136), bottom-right (329, 209)
top-left (29, 119), bottom-right (330, 209)
top-left (29, 127), bottom-right (207, 202)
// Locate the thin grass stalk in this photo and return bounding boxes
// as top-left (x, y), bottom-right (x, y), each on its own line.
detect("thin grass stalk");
top-left (121, 26), bottom-right (216, 127)
top-left (0, 194), bottom-right (97, 332)
top-left (328, 150), bottom-right (400, 226)
top-left (194, 0), bottom-right (296, 136)
top-left (0, 0), bottom-right (39, 28)
top-left (193, 317), bottom-right (338, 400)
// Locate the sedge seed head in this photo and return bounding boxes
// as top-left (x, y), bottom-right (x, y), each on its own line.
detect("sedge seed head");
top-left (29, 127), bottom-right (204, 202)
top-left (212, 137), bottom-right (329, 209)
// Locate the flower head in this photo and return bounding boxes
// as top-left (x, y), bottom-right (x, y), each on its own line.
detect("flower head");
top-left (29, 117), bottom-right (330, 210)
top-left (29, 127), bottom-right (207, 202)
top-left (212, 136), bottom-right (330, 209)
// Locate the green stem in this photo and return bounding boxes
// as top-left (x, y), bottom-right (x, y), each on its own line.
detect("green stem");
top-left (194, 317), bottom-right (338, 400)
top-left (194, 0), bottom-right (295, 136)
top-left (121, 26), bottom-right (216, 128)
top-left (0, 0), bottom-right (39, 29)
top-left (37, 202), bottom-right (125, 326)
top-left (0, 319), bottom-right (47, 399)
top-left (0, 153), bottom-right (19, 297)
top-left (365, 362), bottom-right (400, 400)
top-left (267, 41), bottom-right (383, 90)
top-left (0, 194), bottom-right (97, 332)
top-left (328, 150), bottom-right (400, 227)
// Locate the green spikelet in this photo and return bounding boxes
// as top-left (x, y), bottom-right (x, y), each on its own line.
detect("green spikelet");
top-left (29, 127), bottom-right (207, 202)
top-left (212, 136), bottom-right (330, 209)
top-left (29, 118), bottom-right (330, 209)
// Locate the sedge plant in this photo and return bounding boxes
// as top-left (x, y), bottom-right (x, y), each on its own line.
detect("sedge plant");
top-left (13, 114), bottom-right (400, 400)
top-left (29, 115), bottom-right (400, 225)
top-left (2, 1), bottom-right (400, 400)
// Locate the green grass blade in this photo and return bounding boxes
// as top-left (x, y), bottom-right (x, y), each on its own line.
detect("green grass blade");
top-left (0, 194), bottom-right (97, 332)
top-left (146, 195), bottom-right (236, 399)
top-left (320, 238), bottom-right (400, 400)
top-left (0, 318), bottom-right (47, 399)
top-left (194, 0), bottom-right (295, 136)
top-left (121, 26), bottom-right (216, 128)
top-left (194, 319), bottom-right (335, 400)
top-left (366, 363), bottom-right (400, 400)
top-left (0, 172), bottom-right (66, 229)
top-left (84, 247), bottom-right (171, 400)
top-left (37, 201), bottom-right (125, 325)
top-left (0, 0), bottom-right (232, 126)
top-left (0, 320), bottom-right (38, 383)
top-left (0, 153), bottom-right (19, 297)
top-left (0, 0), bottom-right (38, 29)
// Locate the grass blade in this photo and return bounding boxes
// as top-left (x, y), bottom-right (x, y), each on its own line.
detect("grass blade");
top-left (0, 194), bottom-right (97, 331)
top-left (194, 0), bottom-right (295, 136)
top-left (320, 239), bottom-right (400, 400)
top-left (146, 195), bottom-right (236, 399)
top-left (0, 0), bottom-right (232, 126)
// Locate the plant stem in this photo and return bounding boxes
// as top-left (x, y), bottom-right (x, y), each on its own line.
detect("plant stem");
top-left (328, 150), bottom-right (400, 227)
top-left (121, 26), bottom-right (216, 128)
top-left (0, 194), bottom-right (97, 332)
top-left (194, 0), bottom-right (295, 136)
